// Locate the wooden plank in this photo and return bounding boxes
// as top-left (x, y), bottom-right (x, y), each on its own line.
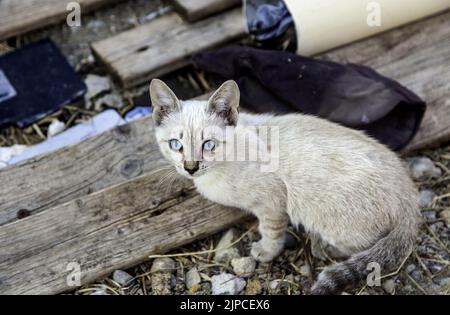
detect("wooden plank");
top-left (0, 117), bottom-right (167, 226)
top-left (171, 0), bottom-right (241, 22)
top-left (0, 0), bottom-right (123, 41)
top-left (91, 8), bottom-right (246, 88)
top-left (0, 171), bottom-right (247, 294)
top-left (0, 95), bottom-right (209, 226)
top-left (320, 11), bottom-right (450, 153)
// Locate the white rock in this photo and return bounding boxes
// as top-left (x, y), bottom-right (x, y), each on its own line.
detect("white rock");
top-left (47, 119), bottom-right (65, 137)
top-left (112, 270), bottom-right (133, 286)
top-left (439, 209), bottom-right (450, 225)
top-left (419, 190), bottom-right (435, 208)
top-left (300, 264), bottom-right (311, 277)
top-left (408, 157), bottom-right (442, 180)
top-left (231, 257), bottom-right (256, 276)
top-left (84, 74), bottom-right (111, 100)
top-left (94, 94), bottom-right (124, 111)
top-left (383, 279), bottom-right (396, 293)
top-left (185, 267), bottom-right (201, 289)
top-left (214, 229), bottom-right (240, 263)
top-left (151, 257), bottom-right (176, 273)
top-left (211, 273), bottom-right (246, 295)
top-left (269, 280), bottom-right (281, 291)
top-left (439, 278), bottom-right (450, 289)
top-left (406, 264), bottom-right (416, 274)
top-left (0, 145), bottom-right (27, 169)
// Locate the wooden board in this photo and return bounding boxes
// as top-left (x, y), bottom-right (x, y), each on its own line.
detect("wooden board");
top-left (0, 0), bottom-right (122, 41)
top-left (171, 0), bottom-right (241, 22)
top-left (0, 118), bottom-right (167, 226)
top-left (0, 171), bottom-right (247, 294)
top-left (0, 94), bottom-right (210, 226)
top-left (320, 11), bottom-right (450, 153)
top-left (91, 8), bottom-right (246, 88)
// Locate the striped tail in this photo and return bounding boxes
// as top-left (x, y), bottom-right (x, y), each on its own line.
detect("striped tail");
top-left (311, 218), bottom-right (418, 295)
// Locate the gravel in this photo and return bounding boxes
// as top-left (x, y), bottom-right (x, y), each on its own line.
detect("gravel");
top-left (439, 209), bottom-right (450, 225)
top-left (231, 257), bottom-right (256, 276)
top-left (211, 273), bottom-right (246, 295)
top-left (408, 157), bottom-right (442, 180)
top-left (419, 189), bottom-right (435, 208)
top-left (214, 229), bottom-right (241, 264)
top-left (151, 258), bottom-right (176, 273)
top-left (47, 119), bottom-right (65, 137)
top-left (382, 279), bottom-right (396, 293)
top-left (112, 270), bottom-right (133, 286)
top-left (84, 74), bottom-right (111, 101)
top-left (185, 267), bottom-right (202, 290)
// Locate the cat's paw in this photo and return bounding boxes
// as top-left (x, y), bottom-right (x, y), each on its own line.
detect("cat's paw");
top-left (251, 240), bottom-right (282, 262)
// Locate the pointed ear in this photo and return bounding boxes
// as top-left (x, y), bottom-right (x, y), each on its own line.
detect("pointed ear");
top-left (149, 79), bottom-right (180, 126)
top-left (208, 80), bottom-right (240, 126)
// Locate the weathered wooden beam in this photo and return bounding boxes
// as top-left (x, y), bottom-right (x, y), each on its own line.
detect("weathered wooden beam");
top-left (0, 0), bottom-right (123, 42)
top-left (91, 8), bottom-right (246, 88)
top-left (171, 0), bottom-right (241, 22)
top-left (0, 117), bottom-right (164, 226)
top-left (320, 11), bottom-right (450, 153)
top-left (0, 171), bottom-right (247, 294)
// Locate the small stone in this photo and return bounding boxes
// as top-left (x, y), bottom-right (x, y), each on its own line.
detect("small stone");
top-left (185, 267), bottom-right (201, 290)
top-left (406, 264), bottom-right (416, 274)
top-left (112, 270), bottom-right (133, 286)
top-left (300, 264), bottom-right (311, 277)
top-left (47, 119), bottom-right (65, 137)
top-left (94, 93), bottom-right (124, 111)
top-left (244, 278), bottom-right (262, 295)
top-left (269, 280), bottom-right (281, 291)
top-left (285, 274), bottom-right (295, 283)
top-left (408, 157), bottom-right (442, 180)
top-left (151, 257), bottom-right (176, 273)
top-left (439, 209), bottom-right (450, 225)
top-left (411, 270), bottom-right (423, 281)
top-left (382, 279), bottom-right (396, 293)
top-left (419, 190), bottom-right (435, 208)
top-left (439, 278), bottom-right (450, 289)
top-left (211, 273), bottom-right (246, 295)
top-left (231, 257), bottom-right (256, 276)
top-left (214, 229), bottom-right (240, 264)
top-left (84, 74), bottom-right (111, 100)
top-left (422, 210), bottom-right (437, 220)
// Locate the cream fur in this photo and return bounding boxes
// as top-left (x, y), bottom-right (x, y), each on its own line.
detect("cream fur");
top-left (150, 79), bottom-right (420, 294)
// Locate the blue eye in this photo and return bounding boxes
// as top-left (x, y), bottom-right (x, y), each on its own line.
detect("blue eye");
top-left (203, 140), bottom-right (216, 152)
top-left (169, 139), bottom-right (182, 151)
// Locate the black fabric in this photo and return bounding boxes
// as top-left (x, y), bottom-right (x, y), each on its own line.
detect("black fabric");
top-left (193, 46), bottom-right (426, 150)
top-left (0, 39), bottom-right (86, 128)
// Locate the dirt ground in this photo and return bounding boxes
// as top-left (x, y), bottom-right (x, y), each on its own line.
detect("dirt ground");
top-left (0, 0), bottom-right (448, 295)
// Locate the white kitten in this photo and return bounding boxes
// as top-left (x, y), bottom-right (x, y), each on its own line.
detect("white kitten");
top-left (150, 79), bottom-right (420, 294)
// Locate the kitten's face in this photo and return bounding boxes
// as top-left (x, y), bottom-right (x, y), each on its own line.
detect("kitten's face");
top-left (150, 79), bottom-right (240, 179)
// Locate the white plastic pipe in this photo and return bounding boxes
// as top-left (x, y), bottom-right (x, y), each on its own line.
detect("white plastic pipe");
top-left (284, 0), bottom-right (450, 56)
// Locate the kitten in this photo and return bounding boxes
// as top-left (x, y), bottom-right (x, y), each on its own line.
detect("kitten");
top-left (150, 79), bottom-right (420, 294)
